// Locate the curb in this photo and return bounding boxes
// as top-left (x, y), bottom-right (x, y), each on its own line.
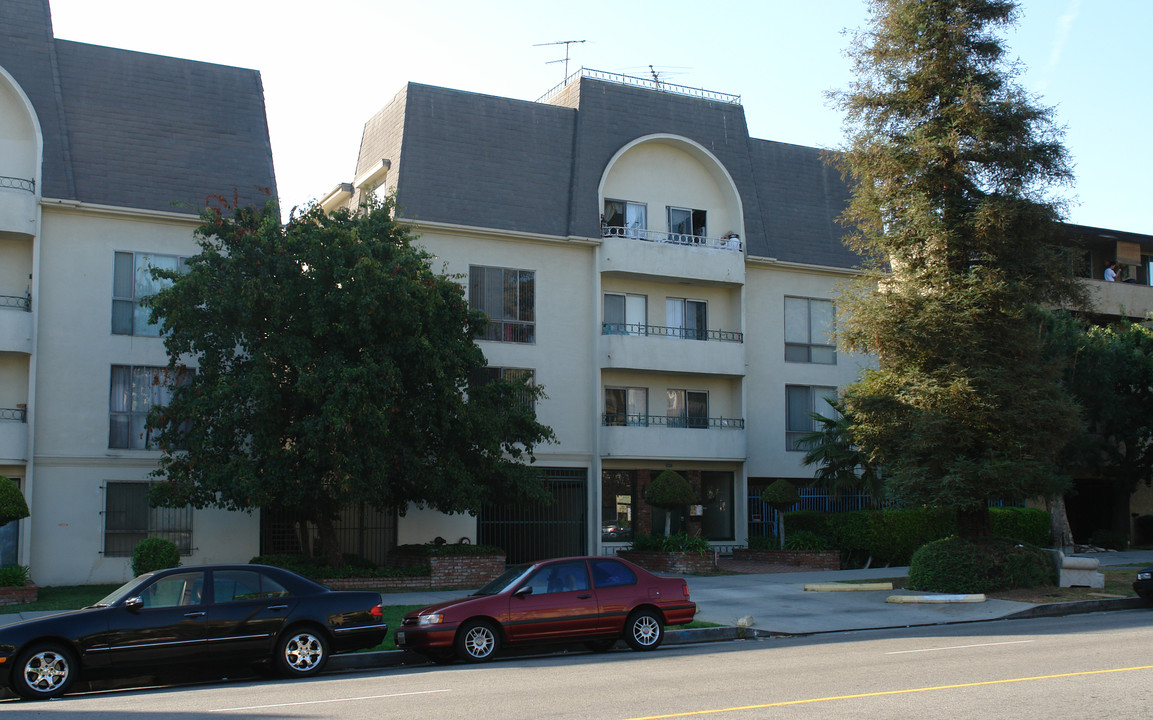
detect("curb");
top-left (1003, 596), bottom-right (1148, 619)
top-left (887, 593), bottom-right (985, 604)
top-left (805, 582), bottom-right (893, 592)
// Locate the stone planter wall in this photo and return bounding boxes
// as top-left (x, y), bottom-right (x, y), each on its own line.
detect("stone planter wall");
top-left (617, 550), bottom-right (715, 575)
top-left (731, 548), bottom-right (840, 570)
top-left (0, 584), bottom-right (38, 606)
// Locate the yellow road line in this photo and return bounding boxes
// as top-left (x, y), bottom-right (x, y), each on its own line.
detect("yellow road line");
top-left (619, 665), bottom-right (1153, 720)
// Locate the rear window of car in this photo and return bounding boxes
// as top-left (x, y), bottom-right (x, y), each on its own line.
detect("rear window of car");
top-left (590, 559), bottom-right (637, 588)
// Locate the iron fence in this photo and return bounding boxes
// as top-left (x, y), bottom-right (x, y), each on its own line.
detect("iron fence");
top-left (479, 468), bottom-right (587, 564)
top-left (600, 225), bottom-right (743, 252)
top-left (602, 414), bottom-right (744, 429)
top-left (0, 407), bottom-right (26, 422)
top-left (538, 68), bottom-right (741, 105)
top-left (260, 504), bottom-right (397, 566)
top-left (0, 176), bottom-right (35, 193)
top-left (0, 294), bottom-right (30, 311)
top-left (601, 322), bottom-right (742, 342)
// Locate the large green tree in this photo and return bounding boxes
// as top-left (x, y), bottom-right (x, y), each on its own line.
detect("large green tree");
top-left (145, 198), bottom-right (554, 566)
top-left (831, 0), bottom-right (1086, 537)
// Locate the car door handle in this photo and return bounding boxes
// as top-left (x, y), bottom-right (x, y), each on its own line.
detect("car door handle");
top-left (266, 604), bottom-right (288, 611)
top-left (577, 594), bottom-right (592, 600)
top-left (184, 611), bottom-right (206, 618)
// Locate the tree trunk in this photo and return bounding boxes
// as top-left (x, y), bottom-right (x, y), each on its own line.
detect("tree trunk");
top-left (313, 513), bottom-right (343, 568)
top-left (1046, 495), bottom-right (1074, 551)
top-left (956, 506), bottom-right (991, 541)
top-left (778, 515), bottom-right (787, 550)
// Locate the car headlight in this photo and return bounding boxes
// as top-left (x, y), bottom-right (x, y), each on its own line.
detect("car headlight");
top-left (417, 613), bottom-right (444, 626)
top-left (1137, 572), bottom-right (1152, 581)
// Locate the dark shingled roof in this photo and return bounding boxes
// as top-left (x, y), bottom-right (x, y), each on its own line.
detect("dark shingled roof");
top-left (355, 76), bottom-right (859, 270)
top-left (1, 0), bottom-right (276, 215)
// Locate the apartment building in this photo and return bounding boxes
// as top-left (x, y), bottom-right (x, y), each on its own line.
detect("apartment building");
top-left (0, 0), bottom-right (276, 585)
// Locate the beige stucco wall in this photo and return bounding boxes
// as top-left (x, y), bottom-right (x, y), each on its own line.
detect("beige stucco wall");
top-left (397, 504), bottom-right (476, 546)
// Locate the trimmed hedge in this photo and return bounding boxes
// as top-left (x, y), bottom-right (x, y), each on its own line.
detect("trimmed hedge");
top-left (766, 506), bottom-right (1051, 567)
top-left (631, 532), bottom-right (711, 555)
top-left (908, 536), bottom-right (1056, 593)
top-left (131, 537), bottom-right (181, 576)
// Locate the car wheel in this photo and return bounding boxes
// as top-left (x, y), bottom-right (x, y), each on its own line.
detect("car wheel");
top-left (12, 643), bottom-right (77, 700)
top-left (624, 609), bottom-right (664, 651)
top-left (455, 620), bottom-right (500, 662)
top-left (275, 627), bottom-right (329, 678)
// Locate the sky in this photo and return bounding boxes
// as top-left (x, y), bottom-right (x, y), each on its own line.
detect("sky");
top-left (46, 0), bottom-right (1152, 234)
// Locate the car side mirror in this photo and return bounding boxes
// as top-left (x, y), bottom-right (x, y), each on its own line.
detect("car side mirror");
top-left (513, 586), bottom-right (533, 598)
top-left (124, 596), bottom-right (143, 612)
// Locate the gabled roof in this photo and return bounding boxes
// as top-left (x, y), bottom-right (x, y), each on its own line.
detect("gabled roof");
top-left (354, 76), bottom-right (858, 269)
top-left (0, 0), bottom-right (277, 215)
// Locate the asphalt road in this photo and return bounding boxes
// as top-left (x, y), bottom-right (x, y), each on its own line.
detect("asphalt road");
top-left (3, 610), bottom-right (1152, 719)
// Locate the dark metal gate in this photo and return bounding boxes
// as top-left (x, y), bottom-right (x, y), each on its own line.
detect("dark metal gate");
top-left (479, 468), bottom-right (587, 564)
top-left (260, 503), bottom-right (397, 566)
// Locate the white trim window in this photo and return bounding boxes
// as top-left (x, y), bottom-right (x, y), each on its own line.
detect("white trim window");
top-left (603, 293), bottom-right (647, 335)
top-left (112, 251), bottom-right (187, 336)
top-left (604, 386), bottom-right (648, 426)
top-left (666, 297), bottom-right (707, 340)
top-left (103, 481), bottom-right (193, 556)
top-left (667, 206), bottom-right (707, 242)
top-left (785, 296), bottom-right (836, 364)
top-left (603, 199), bottom-right (647, 238)
top-left (469, 266), bottom-right (535, 343)
top-left (109, 365), bottom-right (192, 450)
top-left (786, 385), bottom-right (837, 450)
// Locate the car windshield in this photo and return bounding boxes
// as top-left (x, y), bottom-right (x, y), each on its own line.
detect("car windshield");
top-left (473, 564), bottom-right (533, 596)
top-left (88, 573), bottom-right (152, 607)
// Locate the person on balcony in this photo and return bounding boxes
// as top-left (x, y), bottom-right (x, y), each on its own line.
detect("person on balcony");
top-left (1104, 261), bottom-right (1118, 282)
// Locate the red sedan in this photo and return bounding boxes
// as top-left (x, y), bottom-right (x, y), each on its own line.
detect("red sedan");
top-left (396, 556), bottom-right (696, 663)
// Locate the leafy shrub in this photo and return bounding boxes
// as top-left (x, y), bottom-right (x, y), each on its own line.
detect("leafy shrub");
top-left (131, 537), bottom-right (181, 576)
top-left (747, 535), bottom-right (778, 550)
top-left (0, 476), bottom-right (29, 525)
top-left (869, 507), bottom-right (956, 566)
top-left (989, 507), bottom-right (1050, 547)
top-left (0, 564), bottom-right (30, 587)
top-left (783, 510), bottom-right (833, 539)
top-left (760, 479), bottom-right (799, 509)
top-left (1088, 529), bottom-right (1128, 551)
top-left (783, 530), bottom-right (832, 552)
top-left (908, 537), bottom-right (1055, 593)
top-left (393, 543), bottom-right (506, 557)
top-left (631, 532), bottom-right (711, 555)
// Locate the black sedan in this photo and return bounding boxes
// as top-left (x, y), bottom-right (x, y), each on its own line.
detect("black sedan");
top-left (1135, 567), bottom-right (1153, 600)
top-left (0, 564), bottom-right (387, 700)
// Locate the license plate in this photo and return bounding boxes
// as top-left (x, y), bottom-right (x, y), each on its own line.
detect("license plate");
top-left (396, 631), bottom-right (405, 644)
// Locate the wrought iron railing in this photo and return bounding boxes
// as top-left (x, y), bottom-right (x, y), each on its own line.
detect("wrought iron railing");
top-left (0, 407), bottom-right (27, 422)
top-left (538, 68), bottom-right (741, 106)
top-left (601, 322), bottom-right (742, 342)
top-left (600, 225), bottom-right (743, 252)
top-left (0, 294), bottom-right (30, 311)
top-left (0, 176), bottom-right (35, 193)
top-left (602, 413), bottom-right (744, 429)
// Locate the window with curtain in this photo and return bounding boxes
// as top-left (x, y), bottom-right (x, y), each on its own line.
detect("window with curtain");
top-left (469, 266), bottom-right (535, 343)
top-left (666, 298), bottom-right (707, 340)
top-left (112, 252), bottom-right (187, 336)
top-left (109, 365), bottom-right (192, 450)
top-left (785, 385), bottom-right (838, 450)
top-left (103, 482), bottom-right (193, 556)
top-left (667, 389), bottom-right (708, 429)
top-left (784, 296), bottom-right (836, 364)
top-left (603, 200), bottom-right (647, 238)
top-left (603, 293), bottom-right (647, 335)
top-left (604, 387), bottom-right (648, 426)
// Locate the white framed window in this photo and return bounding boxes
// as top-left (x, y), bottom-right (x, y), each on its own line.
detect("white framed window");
top-left (667, 206), bottom-right (707, 242)
top-left (103, 481), bottom-right (193, 556)
top-left (112, 251), bottom-right (187, 336)
top-left (603, 200), bottom-right (647, 238)
top-left (786, 385), bottom-right (838, 450)
top-left (469, 266), bottom-right (535, 343)
top-left (109, 365), bottom-right (192, 450)
top-left (603, 293), bottom-right (647, 335)
top-left (604, 386), bottom-right (648, 426)
top-left (785, 297), bottom-right (836, 364)
top-left (667, 389), bottom-right (708, 429)
top-left (666, 298), bottom-right (707, 340)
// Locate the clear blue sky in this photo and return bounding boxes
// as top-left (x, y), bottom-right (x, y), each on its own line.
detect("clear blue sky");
top-left (48, 0), bottom-right (1151, 234)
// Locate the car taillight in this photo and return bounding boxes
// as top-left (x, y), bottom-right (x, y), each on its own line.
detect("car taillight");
top-left (681, 580), bottom-right (690, 600)
top-left (370, 604), bottom-right (383, 618)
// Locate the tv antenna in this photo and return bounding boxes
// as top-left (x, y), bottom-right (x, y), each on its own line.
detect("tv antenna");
top-left (534, 40), bottom-right (586, 81)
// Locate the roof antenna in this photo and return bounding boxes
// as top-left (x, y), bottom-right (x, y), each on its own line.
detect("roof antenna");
top-left (648, 65), bottom-right (662, 90)
top-left (534, 40), bottom-right (587, 81)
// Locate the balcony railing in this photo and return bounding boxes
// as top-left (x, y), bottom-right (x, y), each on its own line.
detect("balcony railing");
top-left (601, 322), bottom-right (742, 342)
top-left (0, 407), bottom-right (27, 422)
top-left (602, 413), bottom-right (744, 429)
top-left (0, 176), bottom-right (35, 193)
top-left (538, 68), bottom-right (741, 106)
top-left (601, 225), bottom-right (743, 252)
top-left (0, 294), bottom-right (30, 311)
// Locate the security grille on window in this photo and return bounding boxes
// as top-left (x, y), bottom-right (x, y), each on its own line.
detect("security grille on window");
top-left (469, 367), bottom-right (536, 409)
top-left (469, 266), bottom-right (535, 343)
top-left (112, 251), bottom-right (187, 336)
top-left (103, 482), bottom-right (193, 556)
top-left (785, 297), bottom-right (836, 364)
top-left (786, 385), bottom-right (838, 450)
top-left (109, 365), bottom-right (192, 449)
